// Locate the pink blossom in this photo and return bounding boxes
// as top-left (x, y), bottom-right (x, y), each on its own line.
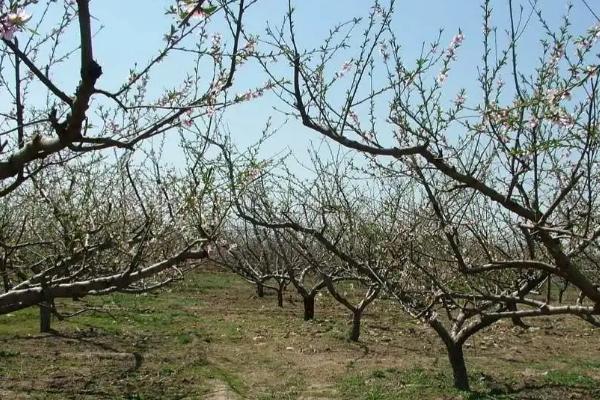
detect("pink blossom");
top-left (211, 33), bottom-right (222, 49)
top-left (0, 24), bottom-right (16, 40)
top-left (444, 32), bottom-right (464, 61)
top-left (450, 33), bottom-right (464, 47)
top-left (553, 111), bottom-right (574, 128)
top-left (264, 80), bottom-right (276, 90)
top-left (242, 38), bottom-right (256, 56)
top-left (185, 4), bottom-right (208, 19)
top-left (529, 117), bottom-right (539, 130)
top-left (577, 38), bottom-right (593, 51)
top-left (545, 89), bottom-right (559, 104)
top-left (182, 109), bottom-right (193, 126)
top-left (235, 89), bottom-right (262, 102)
top-left (436, 72), bottom-right (448, 85)
top-left (0, 8), bottom-right (30, 40)
top-left (7, 9), bottom-right (31, 26)
top-left (335, 60), bottom-right (353, 78)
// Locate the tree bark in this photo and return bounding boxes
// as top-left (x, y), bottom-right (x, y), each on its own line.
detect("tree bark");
top-left (256, 282), bottom-right (264, 298)
top-left (507, 300), bottom-right (528, 328)
top-left (303, 294), bottom-right (315, 320)
top-left (446, 342), bottom-right (469, 391)
top-left (277, 287), bottom-right (284, 307)
top-left (0, 263), bottom-right (10, 292)
top-left (349, 310), bottom-right (361, 342)
top-left (39, 301), bottom-right (52, 333)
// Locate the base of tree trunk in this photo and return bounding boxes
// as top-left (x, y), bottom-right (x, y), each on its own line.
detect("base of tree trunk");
top-left (349, 311), bottom-right (361, 341)
top-left (256, 283), bottom-right (265, 298)
top-left (277, 290), bottom-right (283, 307)
top-left (39, 302), bottom-right (52, 333)
top-left (447, 343), bottom-right (470, 391)
top-left (303, 295), bottom-right (315, 320)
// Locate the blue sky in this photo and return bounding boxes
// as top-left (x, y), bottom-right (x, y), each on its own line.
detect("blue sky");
top-left (14, 0), bottom-right (600, 170)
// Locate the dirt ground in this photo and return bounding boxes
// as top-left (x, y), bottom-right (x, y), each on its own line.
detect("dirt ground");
top-left (0, 270), bottom-right (599, 399)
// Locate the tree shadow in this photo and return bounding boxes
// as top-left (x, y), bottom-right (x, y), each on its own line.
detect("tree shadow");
top-left (466, 374), bottom-right (598, 399)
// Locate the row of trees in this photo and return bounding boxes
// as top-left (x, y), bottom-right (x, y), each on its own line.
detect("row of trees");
top-left (221, 141), bottom-right (600, 390)
top-left (1, 0), bottom-right (599, 392)
top-left (211, 206), bottom-right (380, 341)
top-left (208, 0), bottom-right (600, 390)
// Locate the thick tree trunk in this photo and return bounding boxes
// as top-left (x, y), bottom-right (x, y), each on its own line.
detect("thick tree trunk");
top-left (349, 310), bottom-right (361, 342)
top-left (446, 342), bottom-right (469, 391)
top-left (256, 282), bottom-right (264, 298)
top-left (277, 288), bottom-right (284, 307)
top-left (303, 295), bottom-right (315, 321)
top-left (39, 301), bottom-right (52, 333)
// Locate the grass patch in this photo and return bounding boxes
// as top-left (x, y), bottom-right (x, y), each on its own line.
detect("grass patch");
top-left (543, 370), bottom-right (598, 388)
top-left (339, 367), bottom-right (463, 400)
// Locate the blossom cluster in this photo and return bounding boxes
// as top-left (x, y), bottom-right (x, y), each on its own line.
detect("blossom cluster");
top-left (0, 7), bottom-right (31, 40)
top-left (234, 80), bottom-right (276, 103)
top-left (335, 60), bottom-right (353, 79)
top-left (575, 24), bottom-right (600, 52)
top-left (436, 32), bottom-right (464, 85)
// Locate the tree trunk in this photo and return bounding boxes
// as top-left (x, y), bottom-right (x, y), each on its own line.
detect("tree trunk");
top-left (0, 258), bottom-right (11, 292)
top-left (446, 342), bottom-right (469, 391)
top-left (39, 301), bottom-right (52, 333)
top-left (349, 310), bottom-right (361, 342)
top-left (558, 282), bottom-right (568, 304)
top-left (303, 295), bottom-right (315, 321)
top-left (507, 300), bottom-right (528, 328)
top-left (277, 288), bottom-right (283, 307)
top-left (256, 282), bottom-right (265, 298)
top-left (1, 269), bottom-right (10, 293)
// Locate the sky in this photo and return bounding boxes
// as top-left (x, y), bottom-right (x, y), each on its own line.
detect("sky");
top-left (8, 0), bottom-right (600, 172)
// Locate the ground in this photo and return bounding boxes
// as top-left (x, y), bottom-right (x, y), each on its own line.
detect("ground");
top-left (0, 269), bottom-right (599, 399)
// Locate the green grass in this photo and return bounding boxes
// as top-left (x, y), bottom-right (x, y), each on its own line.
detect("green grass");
top-left (338, 365), bottom-right (600, 400)
top-left (543, 370), bottom-right (598, 388)
top-left (339, 367), bottom-right (466, 400)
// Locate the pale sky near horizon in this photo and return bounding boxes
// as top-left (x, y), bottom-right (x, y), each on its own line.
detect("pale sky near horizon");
top-left (10, 1), bottom-right (600, 171)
